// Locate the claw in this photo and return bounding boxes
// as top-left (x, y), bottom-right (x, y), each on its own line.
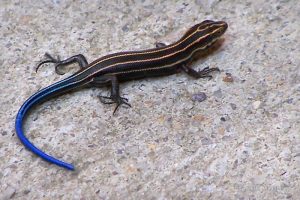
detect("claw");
top-left (44, 53), bottom-right (57, 61)
top-left (113, 98), bottom-right (131, 115)
top-left (36, 60), bottom-right (53, 72)
top-left (36, 53), bottom-right (60, 73)
top-left (197, 67), bottom-right (220, 78)
top-left (36, 53), bottom-right (66, 75)
top-left (98, 94), bottom-right (131, 114)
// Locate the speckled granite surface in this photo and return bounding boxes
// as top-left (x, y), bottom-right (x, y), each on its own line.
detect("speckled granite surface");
top-left (0, 0), bottom-right (299, 199)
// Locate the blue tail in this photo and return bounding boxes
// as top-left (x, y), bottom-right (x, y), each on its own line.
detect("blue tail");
top-left (15, 77), bottom-right (83, 170)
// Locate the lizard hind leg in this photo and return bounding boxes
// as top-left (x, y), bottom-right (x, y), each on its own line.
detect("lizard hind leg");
top-left (36, 53), bottom-right (89, 75)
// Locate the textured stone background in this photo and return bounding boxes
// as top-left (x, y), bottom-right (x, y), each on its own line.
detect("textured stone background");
top-left (0, 0), bottom-right (299, 199)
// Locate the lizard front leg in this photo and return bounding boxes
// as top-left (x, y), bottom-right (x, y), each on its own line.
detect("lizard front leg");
top-left (91, 75), bottom-right (131, 114)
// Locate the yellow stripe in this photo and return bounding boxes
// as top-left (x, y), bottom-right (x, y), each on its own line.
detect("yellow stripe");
top-left (87, 23), bottom-right (220, 68)
top-left (107, 37), bottom-right (219, 75)
top-left (72, 24), bottom-right (221, 81)
top-left (66, 30), bottom-right (221, 86)
top-left (90, 27), bottom-right (222, 73)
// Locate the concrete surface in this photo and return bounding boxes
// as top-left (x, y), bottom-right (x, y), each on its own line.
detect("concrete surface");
top-left (0, 0), bottom-right (299, 199)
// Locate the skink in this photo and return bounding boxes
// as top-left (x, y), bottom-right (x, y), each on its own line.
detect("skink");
top-left (15, 20), bottom-right (228, 170)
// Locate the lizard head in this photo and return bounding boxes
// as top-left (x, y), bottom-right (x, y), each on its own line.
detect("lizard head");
top-left (199, 20), bottom-right (228, 39)
top-left (181, 20), bottom-right (228, 48)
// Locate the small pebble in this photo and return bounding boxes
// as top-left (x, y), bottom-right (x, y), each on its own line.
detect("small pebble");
top-left (1, 131), bottom-right (7, 136)
top-left (201, 137), bottom-right (212, 145)
top-left (23, 189), bottom-right (31, 194)
top-left (230, 103), bottom-right (237, 110)
top-left (163, 136), bottom-right (168, 142)
top-left (252, 100), bottom-right (262, 109)
top-left (112, 171), bottom-right (118, 175)
top-left (117, 149), bottom-right (123, 154)
top-left (286, 98), bottom-right (293, 104)
top-left (223, 73), bottom-right (234, 82)
top-left (192, 92), bottom-right (207, 102)
top-left (192, 115), bottom-right (206, 122)
top-left (122, 24), bottom-right (129, 32)
top-left (213, 89), bottom-right (223, 98)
